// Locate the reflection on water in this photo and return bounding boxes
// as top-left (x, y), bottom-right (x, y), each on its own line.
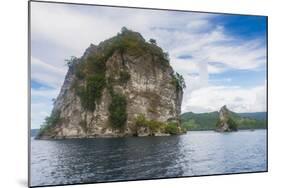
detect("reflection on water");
top-left (31, 130), bottom-right (267, 187)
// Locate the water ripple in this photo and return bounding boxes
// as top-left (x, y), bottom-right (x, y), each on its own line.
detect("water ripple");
top-left (31, 130), bottom-right (267, 186)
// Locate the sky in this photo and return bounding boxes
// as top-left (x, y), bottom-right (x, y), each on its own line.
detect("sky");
top-left (30, 2), bottom-right (267, 129)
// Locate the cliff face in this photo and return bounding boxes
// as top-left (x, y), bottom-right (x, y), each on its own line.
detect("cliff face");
top-left (216, 105), bottom-right (238, 132)
top-left (37, 28), bottom-right (184, 139)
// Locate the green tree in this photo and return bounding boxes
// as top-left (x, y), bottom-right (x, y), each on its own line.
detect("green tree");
top-left (165, 122), bottom-right (179, 134)
top-left (149, 38), bottom-right (157, 45)
top-left (171, 72), bottom-right (186, 91)
top-left (182, 119), bottom-right (198, 130)
top-left (121, 26), bottom-right (129, 34)
top-left (65, 56), bottom-right (78, 67)
top-left (135, 114), bottom-right (147, 127)
top-left (38, 110), bottom-right (61, 136)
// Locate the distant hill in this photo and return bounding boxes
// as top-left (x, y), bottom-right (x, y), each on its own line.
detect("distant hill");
top-left (181, 111), bottom-right (267, 131)
top-left (237, 112), bottom-right (267, 121)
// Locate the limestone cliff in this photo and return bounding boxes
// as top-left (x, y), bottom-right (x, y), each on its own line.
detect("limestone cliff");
top-left (37, 28), bottom-right (185, 139)
top-left (216, 105), bottom-right (238, 132)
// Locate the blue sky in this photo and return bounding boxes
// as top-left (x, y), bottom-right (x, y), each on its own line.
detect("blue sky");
top-left (213, 15), bottom-right (266, 40)
top-left (30, 2), bottom-right (267, 129)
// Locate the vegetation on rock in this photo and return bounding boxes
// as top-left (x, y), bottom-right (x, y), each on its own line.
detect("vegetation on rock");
top-left (73, 50), bottom-right (107, 111)
top-left (164, 122), bottom-right (180, 135)
top-left (135, 114), bottom-right (181, 135)
top-left (73, 27), bottom-right (173, 113)
top-left (119, 70), bottom-right (131, 84)
top-left (116, 27), bottom-right (170, 65)
top-left (135, 114), bottom-right (165, 134)
top-left (149, 38), bottom-right (157, 45)
top-left (108, 92), bottom-right (127, 129)
top-left (77, 75), bottom-right (106, 111)
top-left (171, 72), bottom-right (186, 91)
top-left (65, 56), bottom-right (79, 68)
top-left (38, 110), bottom-right (61, 137)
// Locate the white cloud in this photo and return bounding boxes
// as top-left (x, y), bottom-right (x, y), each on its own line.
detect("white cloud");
top-left (31, 87), bottom-right (60, 129)
top-left (163, 26), bottom-right (265, 74)
top-left (31, 56), bottom-right (67, 88)
top-left (182, 84), bottom-right (267, 113)
top-left (203, 38), bottom-right (266, 70)
top-left (31, 87), bottom-right (60, 98)
top-left (30, 2), bottom-right (266, 72)
top-left (31, 2), bottom-right (118, 55)
top-left (30, 2), bottom-right (267, 125)
top-left (30, 2), bottom-right (214, 55)
top-left (31, 3), bottom-right (266, 76)
top-left (31, 101), bottom-right (53, 129)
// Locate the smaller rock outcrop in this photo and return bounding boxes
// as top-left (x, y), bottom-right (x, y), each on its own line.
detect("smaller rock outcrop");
top-left (216, 105), bottom-right (238, 132)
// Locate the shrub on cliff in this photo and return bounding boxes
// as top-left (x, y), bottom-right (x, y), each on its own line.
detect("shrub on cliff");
top-left (171, 72), bottom-right (186, 91)
top-left (112, 28), bottom-right (170, 65)
top-left (135, 114), bottom-right (180, 135)
top-left (119, 71), bottom-right (131, 84)
top-left (135, 114), bottom-right (165, 134)
top-left (38, 110), bottom-right (61, 136)
top-left (77, 75), bottom-right (106, 111)
top-left (65, 56), bottom-right (78, 68)
top-left (109, 93), bottom-right (127, 129)
top-left (149, 38), bottom-right (157, 45)
top-left (165, 122), bottom-right (179, 135)
top-left (74, 51), bottom-right (107, 111)
top-left (135, 114), bottom-right (147, 127)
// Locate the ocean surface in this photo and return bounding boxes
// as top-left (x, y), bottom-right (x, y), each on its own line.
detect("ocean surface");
top-left (30, 130), bottom-right (267, 187)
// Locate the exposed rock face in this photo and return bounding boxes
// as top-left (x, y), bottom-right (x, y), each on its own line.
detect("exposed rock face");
top-left (216, 105), bottom-right (238, 132)
top-left (37, 28), bottom-right (184, 139)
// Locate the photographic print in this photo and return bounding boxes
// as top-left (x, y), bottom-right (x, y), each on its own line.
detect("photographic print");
top-left (29, 1), bottom-right (268, 187)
